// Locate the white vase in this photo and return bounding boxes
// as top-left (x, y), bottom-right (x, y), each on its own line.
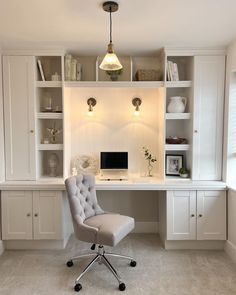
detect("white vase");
top-left (167, 96), bottom-right (187, 113)
top-left (48, 153), bottom-right (59, 177)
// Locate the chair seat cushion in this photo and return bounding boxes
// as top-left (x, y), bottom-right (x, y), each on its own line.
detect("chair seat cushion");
top-left (84, 213), bottom-right (135, 246)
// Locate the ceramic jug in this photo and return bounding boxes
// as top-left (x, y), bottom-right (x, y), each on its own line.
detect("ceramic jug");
top-left (167, 96), bottom-right (187, 113)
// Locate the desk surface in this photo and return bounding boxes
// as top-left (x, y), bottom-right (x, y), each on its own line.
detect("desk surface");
top-left (0, 178), bottom-right (227, 191)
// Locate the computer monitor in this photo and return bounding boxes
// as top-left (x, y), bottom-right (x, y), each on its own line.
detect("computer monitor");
top-left (100, 152), bottom-right (128, 170)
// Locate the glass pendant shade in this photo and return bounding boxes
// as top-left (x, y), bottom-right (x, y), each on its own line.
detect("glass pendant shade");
top-left (99, 43), bottom-right (123, 71)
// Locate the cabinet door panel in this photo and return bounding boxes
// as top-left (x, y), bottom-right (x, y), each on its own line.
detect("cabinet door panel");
top-left (3, 56), bottom-right (36, 180)
top-left (192, 56), bottom-right (225, 180)
top-left (33, 191), bottom-right (62, 240)
top-left (197, 191), bottom-right (226, 240)
top-left (1, 191), bottom-right (33, 240)
top-left (167, 190), bottom-right (196, 240)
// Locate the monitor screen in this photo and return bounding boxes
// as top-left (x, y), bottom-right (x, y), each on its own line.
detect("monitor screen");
top-left (100, 152), bottom-right (128, 169)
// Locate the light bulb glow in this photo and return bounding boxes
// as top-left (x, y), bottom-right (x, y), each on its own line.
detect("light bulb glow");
top-left (134, 110), bottom-right (140, 116)
top-left (99, 52), bottom-right (123, 71)
top-left (87, 110), bottom-right (94, 117)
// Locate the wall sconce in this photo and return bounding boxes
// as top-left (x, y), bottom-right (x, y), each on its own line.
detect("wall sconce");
top-left (87, 97), bottom-right (97, 116)
top-left (132, 97), bottom-right (142, 116)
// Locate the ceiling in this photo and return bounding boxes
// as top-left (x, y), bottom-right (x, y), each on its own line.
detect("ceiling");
top-left (0, 0), bottom-right (236, 55)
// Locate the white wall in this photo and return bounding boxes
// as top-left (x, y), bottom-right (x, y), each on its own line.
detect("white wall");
top-left (68, 87), bottom-right (165, 178)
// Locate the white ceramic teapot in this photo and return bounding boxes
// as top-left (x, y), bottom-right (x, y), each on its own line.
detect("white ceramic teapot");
top-left (167, 96), bottom-right (187, 113)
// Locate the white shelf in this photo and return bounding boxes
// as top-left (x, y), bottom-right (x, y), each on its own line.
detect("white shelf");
top-left (165, 113), bottom-right (191, 120)
top-left (36, 81), bottom-right (62, 88)
top-left (165, 176), bottom-right (191, 181)
top-left (37, 112), bottom-right (63, 119)
top-left (165, 144), bottom-right (190, 151)
top-left (38, 144), bottom-right (63, 151)
top-left (165, 81), bottom-right (192, 88)
top-left (64, 81), bottom-right (164, 88)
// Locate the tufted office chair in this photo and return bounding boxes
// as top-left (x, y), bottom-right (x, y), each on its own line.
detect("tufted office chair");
top-left (65, 174), bottom-right (136, 292)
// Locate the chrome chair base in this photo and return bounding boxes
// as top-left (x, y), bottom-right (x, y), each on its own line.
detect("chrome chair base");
top-left (67, 245), bottom-right (136, 292)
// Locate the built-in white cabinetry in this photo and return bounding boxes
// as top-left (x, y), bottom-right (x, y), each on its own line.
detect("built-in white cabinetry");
top-left (166, 190), bottom-right (226, 241)
top-left (192, 56), bottom-right (225, 180)
top-left (3, 56), bottom-right (36, 180)
top-left (1, 190), bottom-right (63, 240)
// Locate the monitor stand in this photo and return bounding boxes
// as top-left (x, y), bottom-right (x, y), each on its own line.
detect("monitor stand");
top-left (99, 169), bottom-right (129, 181)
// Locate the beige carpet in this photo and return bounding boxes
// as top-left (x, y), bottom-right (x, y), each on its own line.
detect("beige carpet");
top-left (0, 234), bottom-right (236, 295)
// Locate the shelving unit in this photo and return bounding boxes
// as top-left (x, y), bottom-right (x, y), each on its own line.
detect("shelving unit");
top-left (35, 55), bottom-right (64, 179)
top-left (164, 53), bottom-right (194, 178)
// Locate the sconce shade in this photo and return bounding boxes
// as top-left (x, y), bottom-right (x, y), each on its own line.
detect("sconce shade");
top-left (99, 43), bottom-right (123, 71)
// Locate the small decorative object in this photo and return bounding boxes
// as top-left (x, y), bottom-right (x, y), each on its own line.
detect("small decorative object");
top-left (106, 69), bottom-right (122, 81)
top-left (142, 146), bottom-right (157, 177)
top-left (47, 122), bottom-right (62, 143)
top-left (65, 54), bottom-right (72, 81)
top-left (179, 167), bottom-right (190, 178)
top-left (37, 60), bottom-right (45, 81)
top-left (76, 62), bottom-right (82, 81)
top-left (72, 155), bottom-right (98, 175)
top-left (72, 167), bottom-right (78, 176)
top-left (71, 58), bottom-right (77, 81)
top-left (166, 136), bottom-right (188, 144)
top-left (54, 105), bottom-right (62, 113)
top-left (48, 153), bottom-right (59, 177)
top-left (43, 138), bottom-right (50, 144)
top-left (51, 72), bottom-right (61, 81)
top-left (167, 96), bottom-right (187, 113)
top-left (43, 93), bottom-right (53, 112)
top-left (166, 154), bottom-right (183, 176)
top-left (135, 69), bottom-right (162, 81)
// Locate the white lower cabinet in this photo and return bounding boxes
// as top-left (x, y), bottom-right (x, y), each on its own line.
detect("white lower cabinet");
top-left (166, 190), bottom-right (226, 241)
top-left (2, 190), bottom-right (63, 240)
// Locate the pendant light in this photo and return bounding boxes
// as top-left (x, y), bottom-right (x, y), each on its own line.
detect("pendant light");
top-left (99, 1), bottom-right (123, 71)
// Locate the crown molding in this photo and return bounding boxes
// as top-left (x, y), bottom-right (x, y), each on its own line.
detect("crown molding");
top-left (164, 46), bottom-right (226, 56)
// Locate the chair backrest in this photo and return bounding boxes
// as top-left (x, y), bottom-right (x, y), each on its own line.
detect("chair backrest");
top-left (65, 174), bottom-right (104, 222)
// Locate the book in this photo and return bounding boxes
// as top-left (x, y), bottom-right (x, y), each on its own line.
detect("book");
top-left (37, 60), bottom-right (45, 81)
top-left (167, 60), bottom-right (179, 81)
top-left (173, 63), bottom-right (179, 81)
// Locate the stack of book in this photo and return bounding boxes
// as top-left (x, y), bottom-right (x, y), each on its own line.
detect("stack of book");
top-left (167, 61), bottom-right (179, 81)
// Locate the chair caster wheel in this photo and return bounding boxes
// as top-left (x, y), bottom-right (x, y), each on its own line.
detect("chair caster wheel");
top-left (74, 283), bottom-right (82, 292)
top-left (119, 282), bottom-right (126, 291)
top-left (66, 260), bottom-right (74, 267)
top-left (130, 260), bottom-right (137, 267)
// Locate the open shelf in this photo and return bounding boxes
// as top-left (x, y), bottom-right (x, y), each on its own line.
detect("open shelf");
top-left (165, 175), bottom-right (191, 181)
top-left (165, 81), bottom-right (192, 88)
top-left (38, 144), bottom-right (63, 151)
top-left (37, 113), bottom-right (63, 119)
top-left (36, 81), bottom-right (62, 88)
top-left (165, 144), bottom-right (190, 151)
top-left (64, 81), bottom-right (165, 88)
top-left (165, 113), bottom-right (190, 120)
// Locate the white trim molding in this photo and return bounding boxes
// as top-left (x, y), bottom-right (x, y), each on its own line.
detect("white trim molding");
top-left (225, 240), bottom-right (236, 263)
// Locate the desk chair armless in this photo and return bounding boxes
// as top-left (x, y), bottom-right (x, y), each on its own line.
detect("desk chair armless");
top-left (65, 174), bottom-right (136, 292)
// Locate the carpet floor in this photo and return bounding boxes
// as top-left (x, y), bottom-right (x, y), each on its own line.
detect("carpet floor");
top-left (0, 234), bottom-right (236, 295)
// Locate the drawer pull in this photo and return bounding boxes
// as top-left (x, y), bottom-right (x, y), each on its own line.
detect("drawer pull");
top-left (198, 214), bottom-right (203, 218)
top-left (191, 214), bottom-right (195, 217)
top-left (34, 213), bottom-right (38, 217)
top-left (26, 213), bottom-right (31, 217)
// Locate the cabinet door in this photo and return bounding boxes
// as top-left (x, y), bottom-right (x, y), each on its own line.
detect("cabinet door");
top-left (192, 56), bottom-right (225, 180)
top-left (167, 190), bottom-right (196, 240)
top-left (3, 56), bottom-right (36, 180)
top-left (197, 190), bottom-right (226, 240)
top-left (1, 191), bottom-right (33, 240)
top-left (33, 191), bottom-right (63, 240)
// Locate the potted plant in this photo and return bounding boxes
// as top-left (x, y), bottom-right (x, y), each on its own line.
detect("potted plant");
top-left (142, 147), bottom-right (157, 177)
top-left (179, 167), bottom-right (190, 178)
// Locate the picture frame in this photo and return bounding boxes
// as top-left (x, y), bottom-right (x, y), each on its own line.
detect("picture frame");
top-left (165, 154), bottom-right (183, 176)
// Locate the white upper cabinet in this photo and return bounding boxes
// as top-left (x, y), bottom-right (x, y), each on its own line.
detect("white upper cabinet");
top-left (3, 56), bottom-right (36, 180)
top-left (192, 56), bottom-right (225, 180)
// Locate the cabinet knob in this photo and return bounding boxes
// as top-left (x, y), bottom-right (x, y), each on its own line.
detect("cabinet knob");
top-left (194, 130), bottom-right (198, 133)
top-left (30, 130), bottom-right (34, 133)
top-left (198, 214), bottom-right (203, 218)
top-left (191, 214), bottom-right (195, 217)
top-left (26, 213), bottom-right (31, 217)
top-left (34, 213), bottom-right (38, 217)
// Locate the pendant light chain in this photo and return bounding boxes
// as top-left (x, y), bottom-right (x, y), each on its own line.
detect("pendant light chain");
top-left (109, 6), bottom-right (112, 43)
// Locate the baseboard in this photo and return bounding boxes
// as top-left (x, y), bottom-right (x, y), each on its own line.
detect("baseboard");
top-left (0, 240), bottom-right (4, 255)
top-left (224, 240), bottom-right (236, 263)
top-left (164, 240), bottom-right (225, 250)
top-left (4, 239), bottom-right (66, 250)
top-left (133, 222), bottom-right (159, 233)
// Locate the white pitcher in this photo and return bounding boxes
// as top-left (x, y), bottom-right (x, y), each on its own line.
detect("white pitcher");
top-left (167, 96), bottom-right (187, 113)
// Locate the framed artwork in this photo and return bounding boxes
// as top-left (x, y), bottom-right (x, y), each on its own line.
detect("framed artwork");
top-left (165, 154), bottom-right (183, 176)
